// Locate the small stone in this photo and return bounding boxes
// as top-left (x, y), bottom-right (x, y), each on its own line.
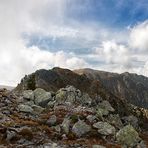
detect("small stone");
top-left (47, 101), bottom-right (56, 108)
top-left (2, 110), bottom-right (10, 115)
top-left (17, 138), bottom-right (34, 145)
top-left (18, 104), bottom-right (33, 113)
top-left (52, 143), bottom-right (58, 148)
top-left (92, 145), bottom-right (106, 148)
top-left (96, 108), bottom-right (109, 118)
top-left (80, 93), bottom-right (92, 106)
top-left (72, 120), bottom-right (91, 137)
top-left (47, 115), bottom-right (57, 126)
top-left (62, 134), bottom-right (67, 140)
top-left (61, 118), bottom-right (71, 134)
top-left (54, 125), bottom-right (61, 133)
top-left (99, 100), bottom-right (115, 112)
top-left (6, 130), bottom-right (17, 141)
top-left (87, 115), bottom-right (97, 123)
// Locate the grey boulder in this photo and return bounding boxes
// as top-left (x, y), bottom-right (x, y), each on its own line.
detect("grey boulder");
top-left (34, 88), bottom-right (52, 107)
top-left (23, 90), bottom-right (34, 100)
top-left (93, 121), bottom-right (115, 136)
top-left (61, 118), bottom-right (71, 134)
top-left (72, 120), bottom-right (91, 137)
top-left (116, 125), bottom-right (141, 147)
top-left (18, 104), bottom-right (33, 113)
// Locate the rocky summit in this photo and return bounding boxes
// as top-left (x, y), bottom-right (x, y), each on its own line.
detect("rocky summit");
top-left (0, 68), bottom-right (148, 148)
top-left (16, 67), bottom-right (148, 109)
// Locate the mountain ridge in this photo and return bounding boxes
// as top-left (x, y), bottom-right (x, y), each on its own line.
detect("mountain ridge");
top-left (15, 67), bottom-right (148, 109)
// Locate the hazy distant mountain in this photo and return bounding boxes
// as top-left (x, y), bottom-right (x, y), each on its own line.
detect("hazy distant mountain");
top-left (15, 67), bottom-right (148, 109)
top-left (0, 85), bottom-right (14, 90)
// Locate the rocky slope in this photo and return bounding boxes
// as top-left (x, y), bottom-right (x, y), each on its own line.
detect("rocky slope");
top-left (0, 86), bottom-right (148, 148)
top-left (8, 67), bottom-right (148, 147)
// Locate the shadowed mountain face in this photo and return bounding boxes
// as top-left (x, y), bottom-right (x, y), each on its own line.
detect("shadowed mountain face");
top-left (15, 67), bottom-right (148, 109)
top-left (75, 69), bottom-right (148, 108)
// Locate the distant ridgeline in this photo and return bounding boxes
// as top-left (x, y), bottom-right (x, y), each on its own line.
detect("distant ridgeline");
top-left (0, 85), bottom-right (14, 90)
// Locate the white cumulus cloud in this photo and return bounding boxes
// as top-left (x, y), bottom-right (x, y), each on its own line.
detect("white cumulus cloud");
top-left (129, 20), bottom-right (148, 52)
top-left (0, 0), bottom-right (148, 86)
top-left (94, 40), bottom-right (132, 72)
top-left (0, 0), bottom-right (88, 86)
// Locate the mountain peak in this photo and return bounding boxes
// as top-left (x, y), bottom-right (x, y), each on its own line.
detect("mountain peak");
top-left (15, 67), bottom-right (148, 109)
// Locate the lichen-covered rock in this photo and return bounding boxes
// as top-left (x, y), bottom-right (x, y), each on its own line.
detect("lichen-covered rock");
top-left (55, 86), bottom-right (93, 107)
top-left (55, 89), bottom-right (67, 104)
top-left (80, 93), bottom-right (92, 106)
top-left (93, 122), bottom-right (115, 135)
top-left (23, 90), bottom-right (34, 100)
top-left (98, 100), bottom-right (115, 112)
top-left (24, 100), bottom-right (35, 106)
top-left (55, 85), bottom-right (81, 105)
top-left (96, 108), bottom-right (109, 119)
top-left (65, 85), bottom-right (81, 97)
top-left (18, 104), bottom-right (33, 113)
top-left (96, 100), bottom-right (115, 120)
top-left (72, 120), bottom-right (91, 137)
top-left (31, 105), bottom-right (44, 114)
top-left (122, 115), bottom-right (139, 129)
top-left (116, 125), bottom-right (141, 147)
top-left (87, 115), bottom-right (97, 123)
top-left (61, 118), bottom-right (71, 134)
top-left (34, 88), bottom-right (52, 107)
top-left (66, 91), bottom-right (76, 104)
top-left (107, 114), bottom-right (123, 129)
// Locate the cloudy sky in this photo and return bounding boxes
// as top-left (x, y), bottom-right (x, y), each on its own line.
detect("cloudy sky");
top-left (0, 0), bottom-right (148, 86)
